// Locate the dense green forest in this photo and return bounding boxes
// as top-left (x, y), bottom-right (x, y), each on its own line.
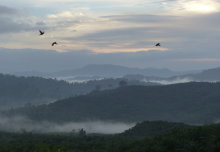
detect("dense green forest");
top-left (121, 121), bottom-right (192, 137)
top-left (0, 121), bottom-right (220, 152)
top-left (0, 74), bottom-right (74, 108)
top-left (7, 82), bottom-right (220, 124)
top-left (0, 74), bottom-right (155, 108)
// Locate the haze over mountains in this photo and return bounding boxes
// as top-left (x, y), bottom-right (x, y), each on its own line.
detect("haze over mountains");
top-left (2, 62), bottom-right (220, 109)
top-left (52, 64), bottom-right (180, 78)
top-left (5, 82), bottom-right (220, 125)
top-left (0, 73), bottom-right (159, 109)
top-left (12, 64), bottom-right (182, 83)
top-left (2, 49), bottom-right (220, 134)
top-left (1, 0), bottom-right (220, 150)
top-left (55, 65), bottom-right (220, 84)
top-left (10, 62), bottom-right (220, 84)
top-left (0, 48), bottom-right (205, 74)
top-left (138, 67), bottom-right (220, 84)
top-left (2, 48), bottom-right (220, 84)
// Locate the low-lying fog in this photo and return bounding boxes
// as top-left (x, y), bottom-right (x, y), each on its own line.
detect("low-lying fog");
top-left (144, 77), bottom-right (193, 85)
top-left (0, 115), bottom-right (135, 134)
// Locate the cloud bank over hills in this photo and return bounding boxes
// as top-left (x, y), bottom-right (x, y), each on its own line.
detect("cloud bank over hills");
top-left (1, 48), bottom-right (220, 73)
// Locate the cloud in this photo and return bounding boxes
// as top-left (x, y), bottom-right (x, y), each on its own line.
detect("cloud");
top-left (64, 27), bottom-right (170, 53)
top-left (0, 5), bottom-right (18, 15)
top-left (129, 0), bottom-right (220, 15)
top-left (145, 77), bottom-right (193, 85)
top-left (48, 11), bottom-right (86, 19)
top-left (0, 5), bottom-right (37, 34)
top-left (179, 0), bottom-right (220, 14)
top-left (0, 17), bottom-right (34, 34)
top-left (102, 14), bottom-right (178, 23)
top-left (1, 47), bottom-right (220, 73)
top-left (63, 12), bottom-right (218, 53)
top-left (0, 0), bottom-right (220, 66)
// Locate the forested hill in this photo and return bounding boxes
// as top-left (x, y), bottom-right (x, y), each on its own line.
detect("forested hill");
top-left (8, 82), bottom-right (220, 124)
top-left (121, 121), bottom-right (192, 137)
top-left (0, 121), bottom-right (220, 152)
top-left (0, 74), bottom-right (157, 109)
top-left (0, 74), bottom-right (75, 108)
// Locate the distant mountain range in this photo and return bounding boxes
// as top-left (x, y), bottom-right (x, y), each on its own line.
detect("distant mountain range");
top-left (0, 74), bottom-right (76, 109)
top-left (53, 65), bottom-right (220, 82)
top-left (188, 67), bottom-right (220, 81)
top-left (15, 64), bottom-right (220, 84)
top-left (12, 65), bottom-right (220, 84)
top-left (6, 82), bottom-right (220, 124)
top-left (124, 67), bottom-right (220, 84)
top-left (52, 64), bottom-right (182, 78)
top-left (12, 64), bottom-right (187, 79)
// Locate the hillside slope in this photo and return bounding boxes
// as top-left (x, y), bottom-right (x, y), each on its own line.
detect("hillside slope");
top-left (0, 74), bottom-right (157, 108)
top-left (7, 82), bottom-right (220, 124)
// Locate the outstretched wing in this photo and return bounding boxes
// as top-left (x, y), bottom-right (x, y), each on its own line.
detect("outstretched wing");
top-left (39, 30), bottom-right (44, 35)
top-left (155, 43), bottom-right (160, 46)
top-left (52, 42), bottom-right (57, 46)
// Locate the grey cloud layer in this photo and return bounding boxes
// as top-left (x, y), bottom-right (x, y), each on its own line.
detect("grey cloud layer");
top-left (1, 47), bottom-right (220, 73)
top-left (0, 5), bottom-right (18, 15)
top-left (0, 5), bottom-right (38, 33)
top-left (64, 13), bottom-right (220, 51)
top-left (101, 14), bottom-right (178, 23)
top-left (0, 1), bottom-right (220, 71)
top-left (0, 17), bottom-right (34, 33)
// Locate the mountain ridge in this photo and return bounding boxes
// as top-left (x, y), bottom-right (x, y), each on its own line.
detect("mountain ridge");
top-left (7, 82), bottom-right (220, 124)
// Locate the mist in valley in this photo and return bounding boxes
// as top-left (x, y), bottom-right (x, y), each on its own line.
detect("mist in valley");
top-left (0, 115), bottom-right (134, 134)
top-left (0, 0), bottom-right (220, 151)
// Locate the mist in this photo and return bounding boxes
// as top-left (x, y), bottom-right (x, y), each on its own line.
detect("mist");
top-left (0, 115), bottom-right (135, 134)
top-left (145, 77), bottom-right (193, 85)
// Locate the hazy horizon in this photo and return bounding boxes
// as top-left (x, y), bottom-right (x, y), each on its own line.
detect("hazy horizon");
top-left (1, 0), bottom-right (220, 72)
top-left (0, 48), bottom-right (220, 74)
top-left (1, 1), bottom-right (220, 150)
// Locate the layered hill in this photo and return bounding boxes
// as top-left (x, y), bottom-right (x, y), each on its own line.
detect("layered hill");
top-left (0, 74), bottom-right (157, 109)
top-left (0, 121), bottom-right (220, 152)
top-left (121, 120), bottom-right (191, 137)
top-left (0, 74), bottom-right (74, 108)
top-left (7, 82), bottom-right (220, 124)
top-left (52, 64), bottom-right (181, 78)
top-left (124, 67), bottom-right (220, 84)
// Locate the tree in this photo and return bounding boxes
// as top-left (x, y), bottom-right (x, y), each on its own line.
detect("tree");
top-left (93, 85), bottom-right (101, 92)
top-left (79, 128), bottom-right (86, 137)
top-left (119, 80), bottom-right (127, 87)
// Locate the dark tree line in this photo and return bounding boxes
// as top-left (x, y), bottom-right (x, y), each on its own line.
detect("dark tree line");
top-left (0, 74), bottom-right (152, 108)
top-left (7, 81), bottom-right (220, 124)
top-left (0, 121), bottom-right (220, 152)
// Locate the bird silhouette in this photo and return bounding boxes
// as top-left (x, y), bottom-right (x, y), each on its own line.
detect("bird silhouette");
top-left (155, 43), bottom-right (160, 46)
top-left (52, 42), bottom-right (58, 46)
top-left (39, 30), bottom-right (45, 36)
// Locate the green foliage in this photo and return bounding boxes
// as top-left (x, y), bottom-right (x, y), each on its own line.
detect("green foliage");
top-left (0, 74), bottom-right (155, 108)
top-left (121, 120), bottom-right (192, 138)
top-left (9, 82), bottom-right (220, 124)
top-left (0, 74), bottom-right (74, 107)
top-left (1, 121), bottom-right (220, 152)
top-left (118, 80), bottom-right (127, 87)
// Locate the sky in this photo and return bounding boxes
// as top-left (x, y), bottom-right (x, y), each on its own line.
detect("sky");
top-left (0, 0), bottom-right (220, 71)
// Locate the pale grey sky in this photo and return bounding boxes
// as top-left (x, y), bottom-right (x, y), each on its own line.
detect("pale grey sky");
top-left (0, 0), bottom-right (220, 71)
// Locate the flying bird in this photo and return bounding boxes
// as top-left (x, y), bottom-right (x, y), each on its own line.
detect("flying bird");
top-left (52, 42), bottom-right (58, 46)
top-left (155, 43), bottom-right (161, 46)
top-left (39, 30), bottom-right (45, 36)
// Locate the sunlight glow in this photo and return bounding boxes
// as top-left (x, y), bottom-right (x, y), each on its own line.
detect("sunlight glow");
top-left (183, 1), bottom-right (219, 14)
